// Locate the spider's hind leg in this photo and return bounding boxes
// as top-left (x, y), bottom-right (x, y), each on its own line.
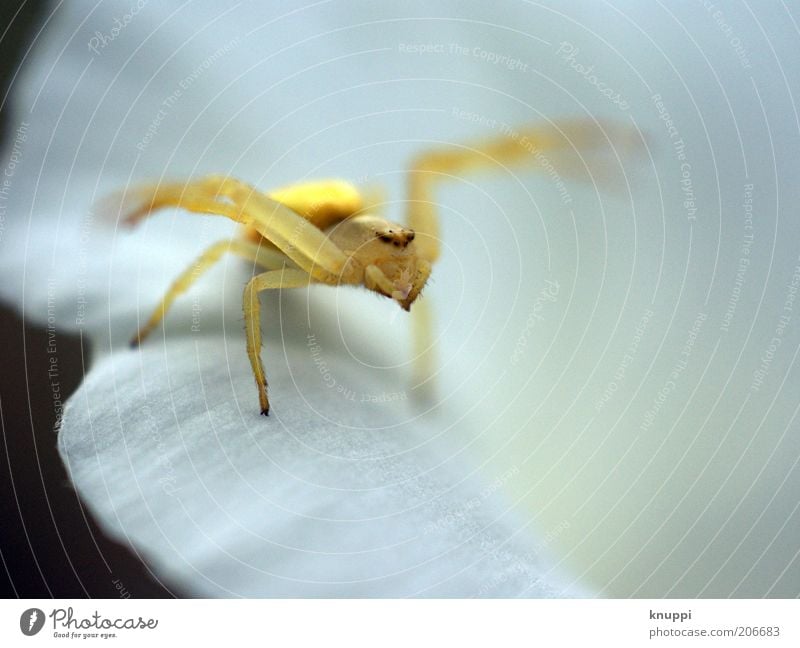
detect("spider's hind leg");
top-left (131, 238), bottom-right (287, 347)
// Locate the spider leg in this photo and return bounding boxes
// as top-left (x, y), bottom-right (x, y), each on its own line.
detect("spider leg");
top-left (201, 176), bottom-right (348, 283)
top-left (107, 177), bottom-right (353, 284)
top-left (196, 175), bottom-right (354, 282)
top-left (410, 295), bottom-right (436, 399)
top-left (131, 238), bottom-right (291, 347)
top-left (242, 268), bottom-right (311, 415)
top-left (406, 119), bottom-right (632, 262)
top-left (404, 120), bottom-right (629, 395)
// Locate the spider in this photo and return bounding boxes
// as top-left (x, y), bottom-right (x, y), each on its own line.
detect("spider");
top-left (112, 120), bottom-right (614, 415)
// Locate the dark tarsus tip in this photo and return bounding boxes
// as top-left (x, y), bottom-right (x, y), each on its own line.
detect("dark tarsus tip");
top-left (129, 338), bottom-right (140, 349)
top-left (261, 408), bottom-right (270, 417)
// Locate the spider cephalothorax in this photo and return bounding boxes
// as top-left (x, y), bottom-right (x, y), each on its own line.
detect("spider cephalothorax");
top-left (326, 214), bottom-right (431, 310)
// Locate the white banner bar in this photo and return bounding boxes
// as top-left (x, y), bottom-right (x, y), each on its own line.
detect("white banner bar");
top-left (2, 599), bottom-right (798, 647)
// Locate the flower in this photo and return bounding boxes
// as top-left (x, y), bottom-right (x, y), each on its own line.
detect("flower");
top-left (4, 1), bottom-right (798, 598)
top-left (1, 1), bottom-right (590, 597)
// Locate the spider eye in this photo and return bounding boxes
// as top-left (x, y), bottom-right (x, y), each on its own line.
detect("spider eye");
top-left (377, 233), bottom-right (392, 243)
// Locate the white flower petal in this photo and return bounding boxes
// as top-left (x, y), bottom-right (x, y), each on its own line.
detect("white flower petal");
top-left (59, 332), bottom-right (582, 597)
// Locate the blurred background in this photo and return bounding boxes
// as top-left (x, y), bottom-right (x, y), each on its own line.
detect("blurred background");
top-left (0, 1), bottom-right (175, 596)
top-left (1, 1), bottom-right (798, 597)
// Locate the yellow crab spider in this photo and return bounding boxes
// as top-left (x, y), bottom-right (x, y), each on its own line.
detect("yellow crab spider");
top-left (112, 120), bottom-right (617, 415)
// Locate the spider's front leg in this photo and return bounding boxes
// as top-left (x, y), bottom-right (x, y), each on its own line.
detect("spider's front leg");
top-left (405, 119), bottom-right (630, 261)
top-left (110, 176), bottom-right (359, 285)
top-left (403, 121), bottom-right (631, 390)
top-left (242, 268), bottom-right (313, 416)
top-left (197, 175), bottom-right (359, 283)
